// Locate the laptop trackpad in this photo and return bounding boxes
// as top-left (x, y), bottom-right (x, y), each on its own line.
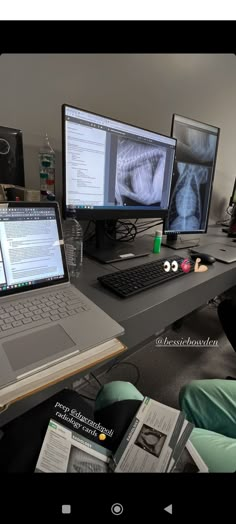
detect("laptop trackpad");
top-left (3, 325), bottom-right (75, 372)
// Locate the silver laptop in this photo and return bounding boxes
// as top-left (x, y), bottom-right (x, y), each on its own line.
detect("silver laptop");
top-left (0, 202), bottom-right (124, 388)
top-left (192, 242), bottom-right (236, 263)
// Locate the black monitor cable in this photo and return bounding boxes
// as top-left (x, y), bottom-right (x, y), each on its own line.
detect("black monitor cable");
top-left (84, 218), bottom-right (164, 245)
top-left (104, 360), bottom-right (140, 387)
top-left (74, 362), bottom-right (140, 402)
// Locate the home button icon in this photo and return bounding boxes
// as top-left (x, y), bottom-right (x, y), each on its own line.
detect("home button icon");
top-left (111, 503), bottom-right (124, 516)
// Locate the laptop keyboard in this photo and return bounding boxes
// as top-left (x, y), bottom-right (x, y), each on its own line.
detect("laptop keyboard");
top-left (0, 289), bottom-right (90, 339)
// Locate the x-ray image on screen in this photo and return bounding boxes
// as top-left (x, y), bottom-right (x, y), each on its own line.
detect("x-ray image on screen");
top-left (168, 162), bottom-right (210, 231)
top-left (173, 123), bottom-right (217, 165)
top-left (165, 114), bottom-right (220, 234)
top-left (115, 137), bottom-right (167, 206)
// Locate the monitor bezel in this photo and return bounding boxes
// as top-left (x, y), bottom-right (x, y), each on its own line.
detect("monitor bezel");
top-left (0, 201), bottom-right (69, 299)
top-left (163, 113), bottom-right (220, 236)
top-left (62, 104), bottom-right (176, 221)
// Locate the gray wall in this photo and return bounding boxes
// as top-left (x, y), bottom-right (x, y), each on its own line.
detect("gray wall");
top-left (1, 53), bottom-right (236, 220)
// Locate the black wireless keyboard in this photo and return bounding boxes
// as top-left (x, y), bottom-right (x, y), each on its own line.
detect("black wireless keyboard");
top-left (97, 255), bottom-right (195, 298)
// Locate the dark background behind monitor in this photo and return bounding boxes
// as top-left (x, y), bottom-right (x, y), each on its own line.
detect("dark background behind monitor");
top-left (0, 126), bottom-right (25, 187)
top-left (62, 104), bottom-right (176, 263)
top-left (162, 114), bottom-right (220, 249)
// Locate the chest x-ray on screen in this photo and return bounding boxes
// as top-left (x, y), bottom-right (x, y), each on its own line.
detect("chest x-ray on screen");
top-left (165, 115), bottom-right (219, 233)
top-left (115, 137), bottom-right (167, 206)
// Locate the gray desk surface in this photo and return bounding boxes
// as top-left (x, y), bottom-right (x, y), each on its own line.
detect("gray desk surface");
top-left (76, 226), bottom-right (236, 349)
top-left (1, 226), bottom-right (235, 426)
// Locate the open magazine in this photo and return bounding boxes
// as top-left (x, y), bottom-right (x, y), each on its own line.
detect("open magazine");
top-left (35, 392), bottom-right (208, 473)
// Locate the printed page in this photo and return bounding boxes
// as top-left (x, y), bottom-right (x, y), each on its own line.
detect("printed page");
top-left (167, 420), bottom-right (194, 472)
top-left (171, 440), bottom-right (208, 473)
top-left (113, 397), bottom-right (185, 473)
top-left (35, 419), bottom-right (111, 473)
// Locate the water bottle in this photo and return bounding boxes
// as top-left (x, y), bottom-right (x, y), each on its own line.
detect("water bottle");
top-left (63, 213), bottom-right (83, 279)
top-left (39, 133), bottom-right (55, 200)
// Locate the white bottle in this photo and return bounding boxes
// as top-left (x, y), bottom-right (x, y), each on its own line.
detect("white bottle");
top-left (63, 212), bottom-right (83, 279)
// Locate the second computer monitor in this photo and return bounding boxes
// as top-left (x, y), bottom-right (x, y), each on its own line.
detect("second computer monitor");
top-left (62, 105), bottom-right (176, 220)
top-left (163, 114), bottom-right (220, 248)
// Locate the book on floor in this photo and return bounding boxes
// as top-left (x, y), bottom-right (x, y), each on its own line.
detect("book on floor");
top-left (35, 392), bottom-right (208, 473)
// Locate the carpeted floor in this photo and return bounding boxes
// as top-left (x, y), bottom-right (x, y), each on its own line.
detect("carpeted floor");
top-left (77, 304), bottom-right (236, 409)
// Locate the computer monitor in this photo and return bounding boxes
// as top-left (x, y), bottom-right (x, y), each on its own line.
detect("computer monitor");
top-left (163, 114), bottom-right (220, 249)
top-left (62, 104), bottom-right (176, 263)
top-left (230, 178), bottom-right (236, 206)
top-left (0, 126), bottom-right (25, 187)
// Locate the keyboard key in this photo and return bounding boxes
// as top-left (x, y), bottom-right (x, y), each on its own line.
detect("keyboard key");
top-left (14, 304), bottom-right (24, 310)
top-left (69, 299), bottom-right (82, 306)
top-left (4, 306), bottom-right (14, 312)
top-left (5, 317), bottom-right (13, 324)
top-left (12, 320), bottom-right (23, 327)
top-left (24, 312), bottom-right (33, 318)
top-left (43, 306), bottom-right (50, 312)
top-left (35, 309), bottom-right (43, 315)
top-left (23, 318), bottom-right (33, 324)
top-left (41, 313), bottom-right (50, 319)
top-left (50, 314), bottom-right (60, 321)
top-left (14, 314), bottom-right (24, 321)
top-left (2, 324), bottom-right (12, 330)
top-left (66, 303), bottom-right (78, 311)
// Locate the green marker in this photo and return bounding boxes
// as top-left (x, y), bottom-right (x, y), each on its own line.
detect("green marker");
top-left (153, 230), bottom-right (162, 254)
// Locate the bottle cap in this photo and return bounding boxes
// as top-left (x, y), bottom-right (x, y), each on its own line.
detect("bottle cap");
top-left (46, 192), bottom-right (56, 201)
top-left (155, 230), bottom-right (162, 237)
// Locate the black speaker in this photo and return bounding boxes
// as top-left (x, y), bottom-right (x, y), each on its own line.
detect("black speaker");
top-left (0, 125), bottom-right (25, 186)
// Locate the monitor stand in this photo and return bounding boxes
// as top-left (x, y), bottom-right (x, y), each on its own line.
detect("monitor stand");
top-left (84, 220), bottom-right (150, 264)
top-left (161, 233), bottom-right (199, 250)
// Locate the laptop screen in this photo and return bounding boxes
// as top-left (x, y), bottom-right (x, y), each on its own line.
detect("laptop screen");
top-left (0, 202), bottom-right (68, 298)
